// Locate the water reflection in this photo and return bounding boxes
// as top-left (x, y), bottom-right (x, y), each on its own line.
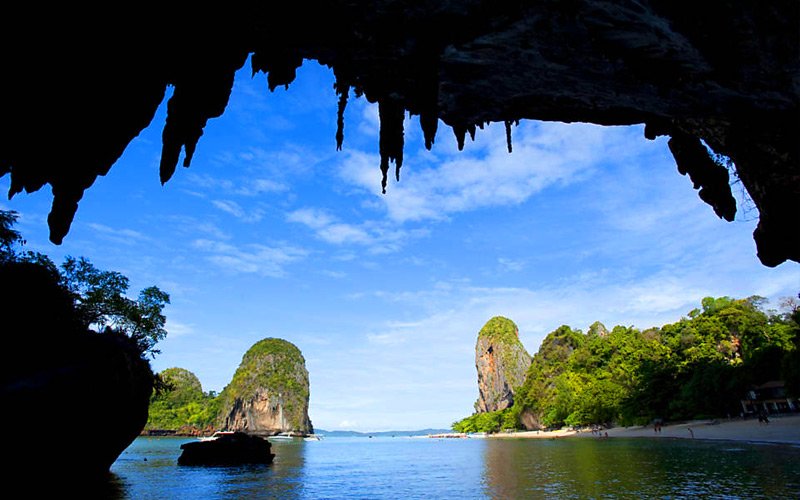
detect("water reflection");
top-left (480, 437), bottom-right (800, 499)
top-left (104, 435), bottom-right (800, 499)
top-left (108, 436), bottom-right (307, 499)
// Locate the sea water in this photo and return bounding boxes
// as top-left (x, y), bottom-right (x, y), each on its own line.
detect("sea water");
top-left (106, 436), bottom-right (800, 499)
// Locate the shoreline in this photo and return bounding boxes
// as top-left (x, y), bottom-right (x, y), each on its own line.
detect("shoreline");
top-left (488, 413), bottom-right (800, 445)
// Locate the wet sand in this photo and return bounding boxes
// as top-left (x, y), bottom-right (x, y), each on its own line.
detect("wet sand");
top-left (490, 414), bottom-right (800, 444)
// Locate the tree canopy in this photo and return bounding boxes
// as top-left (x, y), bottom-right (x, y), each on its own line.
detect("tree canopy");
top-left (0, 209), bottom-right (170, 358)
top-left (454, 295), bottom-right (800, 433)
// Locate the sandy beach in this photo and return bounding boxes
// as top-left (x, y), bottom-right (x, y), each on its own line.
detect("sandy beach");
top-left (490, 413), bottom-right (800, 444)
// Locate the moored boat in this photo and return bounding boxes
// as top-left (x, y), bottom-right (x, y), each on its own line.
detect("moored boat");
top-left (267, 432), bottom-right (295, 441)
top-left (198, 431), bottom-right (235, 442)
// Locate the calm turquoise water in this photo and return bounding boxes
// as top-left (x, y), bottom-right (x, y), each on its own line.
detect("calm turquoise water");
top-left (104, 436), bottom-right (800, 499)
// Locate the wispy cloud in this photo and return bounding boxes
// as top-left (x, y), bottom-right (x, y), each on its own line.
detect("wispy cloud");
top-left (286, 207), bottom-right (428, 253)
top-left (366, 332), bottom-right (407, 345)
top-left (498, 257), bottom-right (526, 272)
top-left (164, 319), bottom-right (195, 338)
top-left (86, 223), bottom-right (149, 245)
top-left (338, 121), bottom-right (645, 224)
top-left (192, 239), bottom-right (308, 277)
top-left (211, 200), bottom-right (265, 222)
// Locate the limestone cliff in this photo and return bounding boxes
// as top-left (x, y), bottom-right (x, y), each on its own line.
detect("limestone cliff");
top-left (217, 338), bottom-right (312, 436)
top-left (474, 317), bottom-right (532, 413)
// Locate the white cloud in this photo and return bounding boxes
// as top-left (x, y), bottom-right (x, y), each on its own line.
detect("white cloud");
top-left (366, 332), bottom-right (407, 346)
top-left (498, 257), bottom-right (525, 272)
top-left (337, 121), bottom-right (646, 224)
top-left (286, 207), bottom-right (336, 229)
top-left (286, 207), bottom-right (428, 252)
top-left (192, 239), bottom-right (308, 277)
top-left (164, 319), bottom-right (195, 338)
top-left (86, 223), bottom-right (149, 244)
top-left (238, 179), bottom-right (289, 196)
top-left (321, 270), bottom-right (347, 279)
top-left (211, 199), bottom-right (264, 222)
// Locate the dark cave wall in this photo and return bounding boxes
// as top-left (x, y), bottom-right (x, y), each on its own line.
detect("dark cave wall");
top-left (1, 1), bottom-right (797, 265)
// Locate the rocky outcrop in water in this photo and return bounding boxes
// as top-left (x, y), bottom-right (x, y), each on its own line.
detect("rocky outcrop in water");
top-left (475, 317), bottom-right (532, 413)
top-left (178, 431), bottom-right (274, 466)
top-left (217, 338), bottom-right (313, 436)
top-left (2, 3), bottom-right (797, 266)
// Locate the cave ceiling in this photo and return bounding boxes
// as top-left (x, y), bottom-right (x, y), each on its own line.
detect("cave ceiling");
top-left (2, 2), bottom-right (798, 266)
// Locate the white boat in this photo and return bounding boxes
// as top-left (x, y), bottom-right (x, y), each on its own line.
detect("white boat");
top-left (198, 431), bottom-right (235, 442)
top-left (267, 432), bottom-right (295, 441)
top-left (304, 435), bottom-right (323, 441)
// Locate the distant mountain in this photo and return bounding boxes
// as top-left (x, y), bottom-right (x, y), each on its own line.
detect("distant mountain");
top-left (313, 428), bottom-right (451, 437)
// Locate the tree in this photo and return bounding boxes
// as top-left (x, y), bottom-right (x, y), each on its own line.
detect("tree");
top-left (0, 210), bottom-right (25, 262)
top-left (60, 256), bottom-right (170, 357)
top-left (0, 210), bottom-right (170, 358)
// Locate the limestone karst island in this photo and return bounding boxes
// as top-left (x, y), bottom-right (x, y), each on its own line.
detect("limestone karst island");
top-left (147, 338), bottom-right (313, 438)
top-left (453, 300), bottom-right (800, 437)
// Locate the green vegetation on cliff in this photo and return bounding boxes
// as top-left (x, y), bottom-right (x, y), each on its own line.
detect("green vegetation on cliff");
top-left (145, 339), bottom-right (314, 434)
top-left (217, 338), bottom-right (311, 429)
top-left (479, 316), bottom-right (520, 344)
top-left (454, 295), bottom-right (800, 433)
top-left (146, 368), bottom-right (220, 432)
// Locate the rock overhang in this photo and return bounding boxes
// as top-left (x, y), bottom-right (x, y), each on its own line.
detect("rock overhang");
top-left (2, 2), bottom-right (797, 266)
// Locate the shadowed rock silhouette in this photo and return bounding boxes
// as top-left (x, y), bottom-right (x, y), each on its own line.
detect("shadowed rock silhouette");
top-left (2, 4), bottom-right (797, 266)
top-left (0, 261), bottom-right (154, 483)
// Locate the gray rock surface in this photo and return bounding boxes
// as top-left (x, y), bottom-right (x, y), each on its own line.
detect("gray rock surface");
top-left (217, 338), bottom-right (313, 436)
top-left (475, 317), bottom-right (532, 413)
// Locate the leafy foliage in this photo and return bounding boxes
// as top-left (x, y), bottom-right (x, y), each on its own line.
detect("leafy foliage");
top-left (452, 408), bottom-right (514, 433)
top-left (146, 368), bottom-right (220, 431)
top-left (479, 317), bottom-right (520, 344)
top-left (0, 209), bottom-right (170, 358)
top-left (455, 296), bottom-right (799, 431)
top-left (61, 256), bottom-right (170, 356)
top-left (216, 338), bottom-right (310, 428)
top-left (0, 211), bottom-right (25, 261)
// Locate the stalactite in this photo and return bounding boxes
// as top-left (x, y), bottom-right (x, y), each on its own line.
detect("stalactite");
top-left (421, 112), bottom-right (438, 150)
top-left (251, 50), bottom-right (304, 91)
top-left (415, 57), bottom-right (440, 151)
top-left (335, 81), bottom-right (350, 151)
top-left (668, 133), bottom-right (737, 222)
top-left (378, 99), bottom-right (405, 193)
top-left (453, 124), bottom-right (467, 151)
top-left (160, 51), bottom-right (247, 185)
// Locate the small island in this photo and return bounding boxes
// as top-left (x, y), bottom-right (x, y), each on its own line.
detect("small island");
top-left (146, 338), bottom-right (313, 438)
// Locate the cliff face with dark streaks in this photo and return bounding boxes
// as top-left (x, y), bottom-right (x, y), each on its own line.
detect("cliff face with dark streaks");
top-left (2, 2), bottom-right (797, 266)
top-left (475, 317), bottom-right (532, 413)
top-left (217, 338), bottom-right (313, 436)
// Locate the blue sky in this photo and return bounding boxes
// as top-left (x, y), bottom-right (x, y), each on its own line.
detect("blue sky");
top-left (3, 61), bottom-right (798, 431)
